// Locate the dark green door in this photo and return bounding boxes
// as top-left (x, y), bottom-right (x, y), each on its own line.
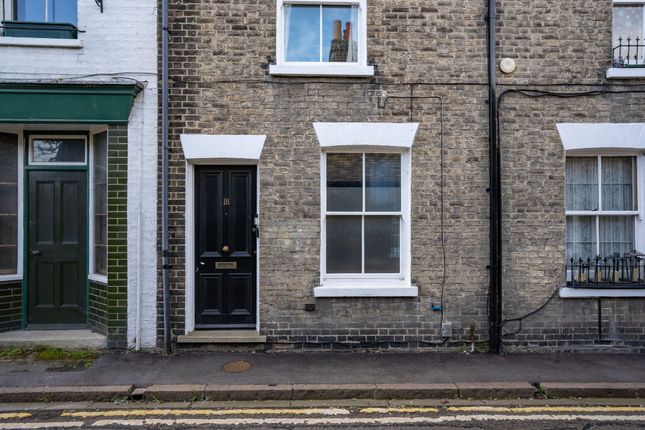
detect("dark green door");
top-left (28, 170), bottom-right (87, 326)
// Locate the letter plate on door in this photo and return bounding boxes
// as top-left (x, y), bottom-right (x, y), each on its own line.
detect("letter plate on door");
top-left (216, 262), bottom-right (237, 270)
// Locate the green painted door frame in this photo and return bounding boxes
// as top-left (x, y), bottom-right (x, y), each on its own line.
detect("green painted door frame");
top-left (21, 131), bottom-right (90, 329)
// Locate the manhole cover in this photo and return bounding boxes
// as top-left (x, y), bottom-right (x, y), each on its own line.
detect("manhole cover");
top-left (223, 359), bottom-right (252, 373)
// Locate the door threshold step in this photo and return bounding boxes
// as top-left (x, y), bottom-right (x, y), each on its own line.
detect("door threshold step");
top-left (0, 329), bottom-right (106, 349)
top-left (176, 330), bottom-right (266, 344)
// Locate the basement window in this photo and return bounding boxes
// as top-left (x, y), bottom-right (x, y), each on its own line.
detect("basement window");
top-left (270, 0), bottom-right (373, 77)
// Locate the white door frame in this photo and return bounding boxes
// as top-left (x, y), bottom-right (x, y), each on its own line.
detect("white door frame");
top-left (180, 134), bottom-right (265, 334)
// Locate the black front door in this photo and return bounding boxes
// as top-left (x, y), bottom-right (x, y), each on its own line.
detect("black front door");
top-left (195, 166), bottom-right (257, 328)
top-left (28, 170), bottom-right (87, 326)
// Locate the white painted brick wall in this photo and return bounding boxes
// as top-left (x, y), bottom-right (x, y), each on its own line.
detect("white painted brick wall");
top-left (0, 0), bottom-right (158, 349)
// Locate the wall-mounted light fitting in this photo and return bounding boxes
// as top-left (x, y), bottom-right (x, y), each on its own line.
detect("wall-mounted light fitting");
top-left (499, 58), bottom-right (516, 74)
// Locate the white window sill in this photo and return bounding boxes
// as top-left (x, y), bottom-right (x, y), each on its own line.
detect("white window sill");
top-left (88, 274), bottom-right (108, 285)
top-left (0, 275), bottom-right (22, 283)
top-left (314, 282), bottom-right (418, 297)
top-left (606, 67), bottom-right (645, 79)
top-left (560, 287), bottom-right (645, 298)
top-left (269, 64), bottom-right (374, 77)
top-left (0, 36), bottom-right (82, 49)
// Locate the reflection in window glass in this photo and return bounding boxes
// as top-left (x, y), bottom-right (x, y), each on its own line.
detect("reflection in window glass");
top-left (326, 153), bottom-right (362, 211)
top-left (326, 216), bottom-right (361, 273)
top-left (0, 133), bottom-right (18, 276)
top-left (284, 4), bottom-right (359, 63)
top-left (32, 138), bottom-right (86, 163)
top-left (324, 152), bottom-right (403, 275)
top-left (322, 5), bottom-right (358, 62)
top-left (285, 5), bottom-right (320, 62)
top-left (366, 154), bottom-right (401, 212)
top-left (365, 216), bottom-right (400, 273)
top-left (93, 132), bottom-right (108, 277)
top-left (17, 0), bottom-right (77, 24)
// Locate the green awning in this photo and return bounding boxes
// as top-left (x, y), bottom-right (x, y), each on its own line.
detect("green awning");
top-left (0, 82), bottom-right (143, 124)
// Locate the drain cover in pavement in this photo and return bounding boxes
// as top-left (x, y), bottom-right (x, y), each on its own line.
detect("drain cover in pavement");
top-left (223, 359), bottom-right (252, 373)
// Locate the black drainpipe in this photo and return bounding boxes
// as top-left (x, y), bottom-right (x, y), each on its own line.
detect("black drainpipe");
top-left (487, 0), bottom-right (503, 354)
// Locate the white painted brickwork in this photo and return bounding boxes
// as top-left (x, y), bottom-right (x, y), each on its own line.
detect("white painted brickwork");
top-left (0, 1), bottom-right (158, 349)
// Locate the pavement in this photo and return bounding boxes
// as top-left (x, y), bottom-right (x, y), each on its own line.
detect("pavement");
top-left (1, 352), bottom-right (645, 402)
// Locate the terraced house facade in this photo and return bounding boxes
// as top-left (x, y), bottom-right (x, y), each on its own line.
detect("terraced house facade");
top-left (159, 0), bottom-right (645, 353)
top-left (0, 0), bottom-right (158, 348)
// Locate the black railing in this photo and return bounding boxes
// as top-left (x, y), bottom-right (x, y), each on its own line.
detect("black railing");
top-left (567, 253), bottom-right (645, 289)
top-left (612, 37), bottom-right (645, 68)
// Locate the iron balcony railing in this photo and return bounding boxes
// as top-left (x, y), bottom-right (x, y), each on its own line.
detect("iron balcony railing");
top-left (566, 253), bottom-right (645, 289)
top-left (612, 37), bottom-right (645, 68)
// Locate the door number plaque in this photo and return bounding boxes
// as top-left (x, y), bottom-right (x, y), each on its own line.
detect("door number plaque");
top-left (216, 262), bottom-right (237, 269)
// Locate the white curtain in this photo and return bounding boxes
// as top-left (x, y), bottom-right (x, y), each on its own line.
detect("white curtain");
top-left (601, 156), bottom-right (633, 211)
top-left (346, 5), bottom-right (359, 62)
top-left (566, 216), bottom-right (596, 262)
top-left (565, 157), bottom-right (598, 211)
top-left (284, 4), bottom-right (292, 61)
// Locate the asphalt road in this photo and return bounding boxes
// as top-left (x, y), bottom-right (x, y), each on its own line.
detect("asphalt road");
top-left (1, 402), bottom-right (645, 429)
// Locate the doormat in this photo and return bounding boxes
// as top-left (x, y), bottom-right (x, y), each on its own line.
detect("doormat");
top-left (222, 359), bottom-right (252, 373)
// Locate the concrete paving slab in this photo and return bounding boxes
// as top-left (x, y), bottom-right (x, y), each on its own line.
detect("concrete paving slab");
top-left (0, 385), bottom-right (131, 402)
top-left (142, 385), bottom-right (206, 402)
top-left (456, 382), bottom-right (536, 399)
top-left (204, 384), bottom-right (292, 401)
top-left (541, 382), bottom-right (645, 398)
top-left (0, 330), bottom-right (106, 349)
top-left (292, 384), bottom-right (377, 400)
top-left (375, 383), bottom-right (458, 399)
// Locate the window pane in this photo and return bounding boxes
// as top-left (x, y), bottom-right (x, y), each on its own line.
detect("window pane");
top-left (50, 0), bottom-right (77, 24)
top-left (599, 216), bottom-right (634, 259)
top-left (285, 5), bottom-right (321, 62)
top-left (327, 153), bottom-right (362, 211)
top-left (322, 5), bottom-right (358, 63)
top-left (365, 154), bottom-right (401, 212)
top-left (326, 216), bottom-right (361, 273)
top-left (566, 216), bottom-right (596, 262)
top-left (601, 156), bottom-right (634, 211)
top-left (17, 0), bottom-right (46, 21)
top-left (613, 6), bottom-right (644, 47)
top-left (565, 157), bottom-right (598, 211)
top-left (93, 132), bottom-right (108, 277)
top-left (0, 133), bottom-right (18, 276)
top-left (365, 216), bottom-right (400, 273)
top-left (32, 138), bottom-right (85, 163)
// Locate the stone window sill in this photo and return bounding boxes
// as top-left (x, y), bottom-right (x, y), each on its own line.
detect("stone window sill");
top-left (0, 36), bottom-right (82, 49)
top-left (0, 275), bottom-right (22, 283)
top-left (314, 282), bottom-right (418, 297)
top-left (88, 274), bottom-right (107, 285)
top-left (606, 68), bottom-right (645, 79)
top-left (559, 287), bottom-right (645, 298)
top-left (269, 64), bottom-right (374, 77)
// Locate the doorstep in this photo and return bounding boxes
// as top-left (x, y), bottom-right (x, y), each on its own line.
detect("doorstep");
top-left (176, 330), bottom-right (267, 344)
top-left (0, 329), bottom-right (106, 349)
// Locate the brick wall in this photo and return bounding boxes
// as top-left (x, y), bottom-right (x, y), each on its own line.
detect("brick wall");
top-left (0, 281), bottom-right (21, 332)
top-left (107, 125), bottom-right (129, 348)
top-left (160, 0), bottom-right (645, 351)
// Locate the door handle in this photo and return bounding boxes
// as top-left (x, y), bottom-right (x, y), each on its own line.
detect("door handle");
top-left (30, 250), bottom-right (41, 256)
top-left (199, 261), bottom-right (205, 266)
top-left (222, 245), bottom-right (230, 253)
